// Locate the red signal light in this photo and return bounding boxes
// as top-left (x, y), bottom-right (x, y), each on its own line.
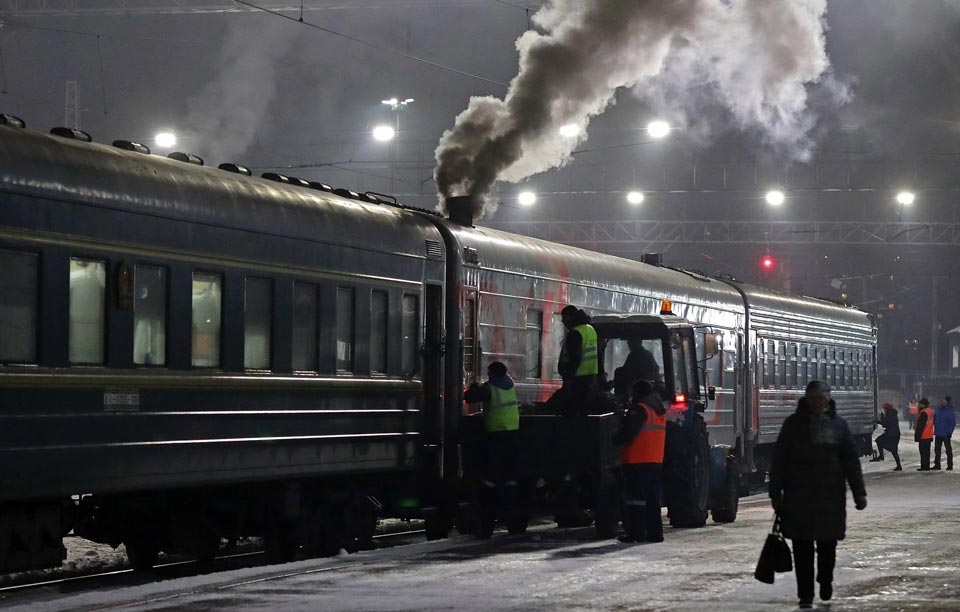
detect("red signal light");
top-left (760, 255), bottom-right (776, 270)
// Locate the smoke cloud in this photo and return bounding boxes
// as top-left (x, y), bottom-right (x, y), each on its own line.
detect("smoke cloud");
top-left (186, 15), bottom-right (296, 164)
top-left (435, 0), bottom-right (839, 219)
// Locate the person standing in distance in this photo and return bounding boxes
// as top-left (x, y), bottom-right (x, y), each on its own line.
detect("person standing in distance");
top-left (613, 379), bottom-right (666, 543)
top-left (933, 395), bottom-right (955, 471)
top-left (915, 398), bottom-right (935, 471)
top-left (769, 381), bottom-right (867, 609)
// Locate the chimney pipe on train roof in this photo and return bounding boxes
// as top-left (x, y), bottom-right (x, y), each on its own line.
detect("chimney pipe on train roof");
top-left (445, 195), bottom-right (476, 227)
top-left (642, 253), bottom-right (663, 267)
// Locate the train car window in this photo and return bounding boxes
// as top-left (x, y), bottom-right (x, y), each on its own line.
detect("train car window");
top-left (69, 258), bottom-right (106, 364)
top-left (838, 349), bottom-right (846, 388)
top-left (191, 272), bottom-right (222, 367)
top-left (292, 282), bottom-right (319, 372)
top-left (370, 290), bottom-right (388, 374)
top-left (462, 297), bottom-right (476, 379)
top-left (244, 277), bottom-right (272, 370)
top-left (797, 345), bottom-right (808, 386)
top-left (825, 348), bottom-right (835, 386)
top-left (722, 350), bottom-right (736, 387)
top-left (525, 309), bottom-right (543, 379)
top-left (336, 287), bottom-right (355, 372)
top-left (777, 341), bottom-right (787, 388)
top-left (401, 294), bottom-right (419, 376)
top-left (696, 332), bottom-right (721, 388)
top-left (545, 312), bottom-right (565, 381)
top-left (133, 265), bottom-right (167, 366)
top-left (0, 250), bottom-right (38, 364)
top-left (846, 350), bottom-right (854, 390)
top-left (817, 347), bottom-right (826, 381)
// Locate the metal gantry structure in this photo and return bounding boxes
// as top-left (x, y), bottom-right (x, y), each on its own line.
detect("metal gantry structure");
top-left (483, 219), bottom-right (960, 254)
top-left (0, 0), bottom-right (481, 16)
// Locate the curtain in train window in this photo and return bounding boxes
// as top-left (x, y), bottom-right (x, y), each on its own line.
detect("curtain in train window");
top-left (798, 345), bottom-right (808, 386)
top-left (777, 342), bottom-right (787, 388)
top-left (764, 340), bottom-right (775, 388)
top-left (525, 309), bottom-right (543, 379)
top-left (133, 265), bottom-right (167, 366)
top-left (192, 272), bottom-right (222, 367)
top-left (401, 294), bottom-right (419, 376)
top-left (0, 251), bottom-right (38, 363)
top-left (370, 290), bottom-right (388, 374)
top-left (845, 350), bottom-right (854, 390)
top-left (787, 343), bottom-right (798, 388)
top-left (69, 258), bottom-right (106, 364)
top-left (825, 348), bottom-right (836, 385)
top-left (244, 277), bottom-right (272, 369)
top-left (336, 287), bottom-right (355, 372)
top-left (292, 282), bottom-right (319, 372)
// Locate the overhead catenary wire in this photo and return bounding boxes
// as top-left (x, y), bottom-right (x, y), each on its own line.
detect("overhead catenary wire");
top-left (233, 0), bottom-right (507, 87)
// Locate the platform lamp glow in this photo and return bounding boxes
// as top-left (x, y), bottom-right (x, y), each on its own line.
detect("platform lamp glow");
top-left (626, 191), bottom-right (645, 205)
top-left (372, 125), bottom-right (395, 142)
top-left (518, 191), bottom-right (537, 207)
top-left (154, 132), bottom-right (177, 149)
top-left (646, 120), bottom-right (670, 139)
top-left (765, 190), bottom-right (785, 206)
top-left (896, 191), bottom-right (915, 206)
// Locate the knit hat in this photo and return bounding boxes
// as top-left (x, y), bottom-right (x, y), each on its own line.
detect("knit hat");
top-left (883, 402), bottom-right (894, 410)
top-left (946, 395), bottom-right (952, 404)
top-left (919, 397), bottom-right (930, 407)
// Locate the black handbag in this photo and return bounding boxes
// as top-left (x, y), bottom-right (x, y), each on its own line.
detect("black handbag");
top-left (754, 514), bottom-right (793, 584)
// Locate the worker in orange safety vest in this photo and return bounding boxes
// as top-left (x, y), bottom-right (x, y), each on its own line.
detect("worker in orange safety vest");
top-left (613, 379), bottom-right (667, 543)
top-left (915, 397), bottom-right (935, 471)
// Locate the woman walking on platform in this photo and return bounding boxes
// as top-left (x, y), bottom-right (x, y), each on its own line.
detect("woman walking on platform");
top-left (872, 403), bottom-right (902, 471)
top-left (770, 381), bottom-right (867, 609)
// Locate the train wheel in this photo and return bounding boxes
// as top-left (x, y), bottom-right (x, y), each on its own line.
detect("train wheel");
top-left (667, 423), bottom-right (710, 528)
top-left (424, 513), bottom-right (452, 541)
top-left (264, 521), bottom-right (299, 564)
top-left (125, 535), bottom-right (159, 571)
top-left (711, 459), bottom-right (740, 524)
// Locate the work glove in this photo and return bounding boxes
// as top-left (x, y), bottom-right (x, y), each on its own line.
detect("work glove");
top-left (854, 495), bottom-right (867, 511)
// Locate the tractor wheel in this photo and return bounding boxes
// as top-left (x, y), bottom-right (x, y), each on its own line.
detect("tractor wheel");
top-left (711, 458), bottom-right (740, 524)
top-left (667, 422), bottom-right (710, 528)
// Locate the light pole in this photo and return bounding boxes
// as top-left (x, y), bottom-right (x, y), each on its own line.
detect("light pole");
top-left (381, 98), bottom-right (414, 191)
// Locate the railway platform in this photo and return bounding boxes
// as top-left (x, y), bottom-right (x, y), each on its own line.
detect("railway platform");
top-left (4, 424), bottom-right (958, 612)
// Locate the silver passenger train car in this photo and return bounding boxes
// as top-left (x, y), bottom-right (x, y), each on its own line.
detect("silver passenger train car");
top-left (0, 120), bottom-right (876, 574)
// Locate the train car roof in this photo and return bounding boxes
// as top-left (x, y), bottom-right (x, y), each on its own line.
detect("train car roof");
top-left (446, 222), bottom-right (746, 315)
top-left (734, 281), bottom-right (875, 335)
top-left (0, 126), bottom-right (443, 258)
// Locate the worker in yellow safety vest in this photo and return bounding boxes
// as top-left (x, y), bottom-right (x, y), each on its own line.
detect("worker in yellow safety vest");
top-left (613, 379), bottom-right (667, 543)
top-left (464, 361), bottom-right (522, 537)
top-left (557, 305), bottom-right (598, 417)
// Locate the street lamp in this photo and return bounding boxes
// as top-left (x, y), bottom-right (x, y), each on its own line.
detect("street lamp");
top-left (372, 125), bottom-right (395, 141)
top-left (518, 191), bottom-right (537, 207)
top-left (646, 120), bottom-right (670, 139)
top-left (154, 131), bottom-right (177, 148)
top-left (765, 189), bottom-right (785, 206)
top-left (381, 97), bottom-right (414, 110)
top-left (626, 191), bottom-right (645, 205)
top-left (559, 123), bottom-right (580, 138)
top-left (896, 191), bottom-right (915, 206)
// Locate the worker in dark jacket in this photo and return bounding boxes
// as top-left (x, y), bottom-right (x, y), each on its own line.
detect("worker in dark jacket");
top-left (933, 396), bottom-right (955, 471)
top-left (915, 398), bottom-right (934, 471)
top-left (769, 381), bottom-right (867, 609)
top-left (871, 403), bottom-right (902, 471)
top-left (464, 361), bottom-right (520, 537)
top-left (613, 380), bottom-right (666, 543)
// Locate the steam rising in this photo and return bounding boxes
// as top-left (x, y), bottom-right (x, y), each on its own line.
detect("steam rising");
top-left (186, 16), bottom-right (295, 163)
top-left (435, 0), bottom-right (837, 219)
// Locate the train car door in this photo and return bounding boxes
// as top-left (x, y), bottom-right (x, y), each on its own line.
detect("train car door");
top-left (422, 284), bottom-right (444, 478)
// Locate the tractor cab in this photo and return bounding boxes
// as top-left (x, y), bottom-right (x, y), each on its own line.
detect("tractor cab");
top-left (592, 303), bottom-right (709, 425)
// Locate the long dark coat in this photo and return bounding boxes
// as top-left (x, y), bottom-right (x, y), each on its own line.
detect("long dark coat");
top-left (876, 408), bottom-right (900, 452)
top-left (769, 398), bottom-right (866, 541)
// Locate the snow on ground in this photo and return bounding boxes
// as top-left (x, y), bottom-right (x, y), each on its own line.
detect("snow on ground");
top-left (4, 421), bottom-right (959, 612)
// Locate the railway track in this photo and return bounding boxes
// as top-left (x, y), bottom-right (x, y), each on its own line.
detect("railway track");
top-left (0, 528), bottom-right (426, 601)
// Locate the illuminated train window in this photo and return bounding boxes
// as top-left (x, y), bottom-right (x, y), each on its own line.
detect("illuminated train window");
top-left (69, 258), bottom-right (106, 365)
top-left (0, 250), bottom-right (38, 364)
top-left (370, 290), bottom-right (388, 374)
top-left (133, 265), bottom-right (167, 366)
top-left (191, 272), bottom-right (222, 368)
top-left (401, 294), bottom-right (419, 376)
top-left (336, 287), bottom-right (355, 373)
